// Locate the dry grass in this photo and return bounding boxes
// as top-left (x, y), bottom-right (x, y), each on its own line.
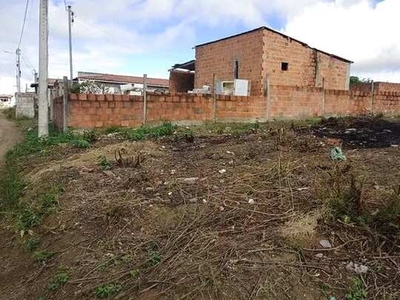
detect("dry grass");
top-left (1, 117), bottom-right (400, 300)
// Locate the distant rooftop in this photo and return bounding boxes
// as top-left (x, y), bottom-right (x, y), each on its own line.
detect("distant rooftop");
top-left (77, 72), bottom-right (169, 87)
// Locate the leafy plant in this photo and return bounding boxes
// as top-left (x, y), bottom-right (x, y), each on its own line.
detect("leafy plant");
top-left (98, 156), bottom-right (111, 170)
top-left (47, 272), bottom-right (69, 291)
top-left (105, 126), bottom-right (121, 134)
top-left (149, 253), bottom-right (161, 267)
top-left (33, 251), bottom-right (54, 262)
top-left (129, 269), bottom-right (139, 279)
top-left (123, 122), bottom-right (175, 141)
top-left (95, 283), bottom-right (122, 298)
top-left (17, 188), bottom-right (62, 231)
top-left (26, 238), bottom-right (40, 252)
top-left (71, 139), bottom-right (90, 149)
top-left (83, 130), bottom-right (98, 143)
top-left (18, 208), bottom-right (41, 230)
top-left (345, 278), bottom-right (367, 300)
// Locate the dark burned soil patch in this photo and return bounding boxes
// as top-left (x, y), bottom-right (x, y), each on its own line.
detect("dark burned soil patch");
top-left (1, 117), bottom-right (400, 300)
top-left (311, 116), bottom-right (400, 149)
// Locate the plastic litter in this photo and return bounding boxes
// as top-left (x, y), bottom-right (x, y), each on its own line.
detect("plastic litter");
top-left (331, 147), bottom-right (347, 161)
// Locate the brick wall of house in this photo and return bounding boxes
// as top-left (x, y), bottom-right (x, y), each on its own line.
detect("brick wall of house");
top-left (169, 71), bottom-right (195, 93)
top-left (195, 30), bottom-right (264, 96)
top-left (53, 89), bottom-right (400, 130)
top-left (262, 30), bottom-right (350, 90)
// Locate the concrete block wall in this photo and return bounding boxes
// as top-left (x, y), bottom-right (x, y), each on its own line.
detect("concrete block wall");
top-left (16, 92), bottom-right (35, 118)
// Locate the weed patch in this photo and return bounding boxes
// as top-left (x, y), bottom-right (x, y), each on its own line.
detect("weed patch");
top-left (345, 278), bottom-right (367, 300)
top-left (47, 272), bottom-right (69, 291)
top-left (95, 283), bottom-right (122, 298)
top-left (33, 251), bottom-right (54, 262)
top-left (123, 122), bottom-right (175, 141)
top-left (17, 186), bottom-right (62, 232)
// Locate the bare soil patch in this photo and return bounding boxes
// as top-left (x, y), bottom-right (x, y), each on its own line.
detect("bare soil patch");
top-left (1, 116), bottom-right (399, 300)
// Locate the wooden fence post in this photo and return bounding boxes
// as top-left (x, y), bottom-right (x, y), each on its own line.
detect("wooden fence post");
top-left (371, 81), bottom-right (375, 113)
top-left (321, 77), bottom-right (326, 116)
top-left (142, 74), bottom-right (147, 125)
top-left (63, 76), bottom-right (68, 132)
top-left (212, 73), bottom-right (217, 123)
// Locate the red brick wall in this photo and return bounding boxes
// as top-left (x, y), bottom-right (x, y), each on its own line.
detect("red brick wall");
top-left (169, 71), bottom-right (195, 93)
top-left (195, 28), bottom-right (350, 97)
top-left (195, 30), bottom-right (264, 96)
top-left (262, 30), bottom-right (349, 90)
top-left (54, 89), bottom-right (400, 130)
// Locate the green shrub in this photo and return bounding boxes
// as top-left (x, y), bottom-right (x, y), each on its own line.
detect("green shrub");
top-left (98, 156), bottom-right (111, 170)
top-left (33, 251), bottom-right (54, 262)
top-left (26, 238), bottom-right (40, 252)
top-left (345, 278), bottom-right (367, 300)
top-left (71, 139), bottom-right (90, 149)
top-left (47, 272), bottom-right (69, 291)
top-left (95, 283), bottom-right (122, 298)
top-left (105, 126), bottom-right (121, 134)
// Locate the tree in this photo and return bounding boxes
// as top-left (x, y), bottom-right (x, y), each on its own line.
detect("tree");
top-left (350, 76), bottom-right (361, 85)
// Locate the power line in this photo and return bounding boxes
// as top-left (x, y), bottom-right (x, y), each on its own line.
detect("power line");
top-left (17, 0), bottom-right (30, 48)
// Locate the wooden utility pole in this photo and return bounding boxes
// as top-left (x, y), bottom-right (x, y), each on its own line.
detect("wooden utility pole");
top-left (38, 0), bottom-right (49, 137)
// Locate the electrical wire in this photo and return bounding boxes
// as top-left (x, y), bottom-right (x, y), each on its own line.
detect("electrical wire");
top-left (17, 0), bottom-right (30, 49)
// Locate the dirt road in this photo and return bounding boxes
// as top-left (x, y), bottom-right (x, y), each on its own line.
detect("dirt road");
top-left (0, 110), bottom-right (20, 162)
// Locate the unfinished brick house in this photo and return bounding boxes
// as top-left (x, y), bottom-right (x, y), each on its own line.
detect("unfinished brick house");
top-left (170, 26), bottom-right (353, 96)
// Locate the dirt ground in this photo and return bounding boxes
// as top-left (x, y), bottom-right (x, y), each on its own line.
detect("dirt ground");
top-left (0, 116), bottom-right (400, 300)
top-left (0, 109), bottom-right (21, 163)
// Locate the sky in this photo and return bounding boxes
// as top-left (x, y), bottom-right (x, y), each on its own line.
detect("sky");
top-left (0, 0), bottom-right (398, 94)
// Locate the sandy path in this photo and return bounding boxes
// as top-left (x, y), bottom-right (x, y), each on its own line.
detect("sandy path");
top-left (0, 110), bottom-right (21, 162)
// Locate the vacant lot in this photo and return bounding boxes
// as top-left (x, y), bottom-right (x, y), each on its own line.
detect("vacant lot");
top-left (0, 116), bottom-right (399, 300)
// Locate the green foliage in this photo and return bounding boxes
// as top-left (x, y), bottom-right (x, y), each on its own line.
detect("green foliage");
top-left (47, 272), bottom-right (69, 291)
top-left (95, 283), bottom-right (122, 298)
top-left (0, 165), bottom-right (25, 208)
top-left (129, 269), bottom-right (139, 279)
top-left (105, 126), bottom-right (121, 134)
top-left (345, 278), bottom-right (367, 300)
top-left (367, 191), bottom-right (400, 236)
top-left (83, 130), bottom-right (98, 143)
top-left (149, 253), bottom-right (161, 266)
top-left (3, 107), bottom-right (16, 120)
top-left (26, 238), bottom-right (40, 252)
top-left (33, 251), bottom-right (54, 262)
top-left (350, 76), bottom-right (361, 85)
top-left (71, 139), bottom-right (90, 149)
top-left (18, 208), bottom-right (41, 230)
top-left (17, 188), bottom-right (62, 231)
top-left (98, 156), bottom-right (111, 170)
top-left (325, 166), bottom-right (400, 237)
top-left (123, 122), bottom-right (175, 141)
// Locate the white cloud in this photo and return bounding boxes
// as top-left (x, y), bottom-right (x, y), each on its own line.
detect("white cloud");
top-left (1, 0), bottom-right (399, 95)
top-left (284, 0), bottom-right (400, 81)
